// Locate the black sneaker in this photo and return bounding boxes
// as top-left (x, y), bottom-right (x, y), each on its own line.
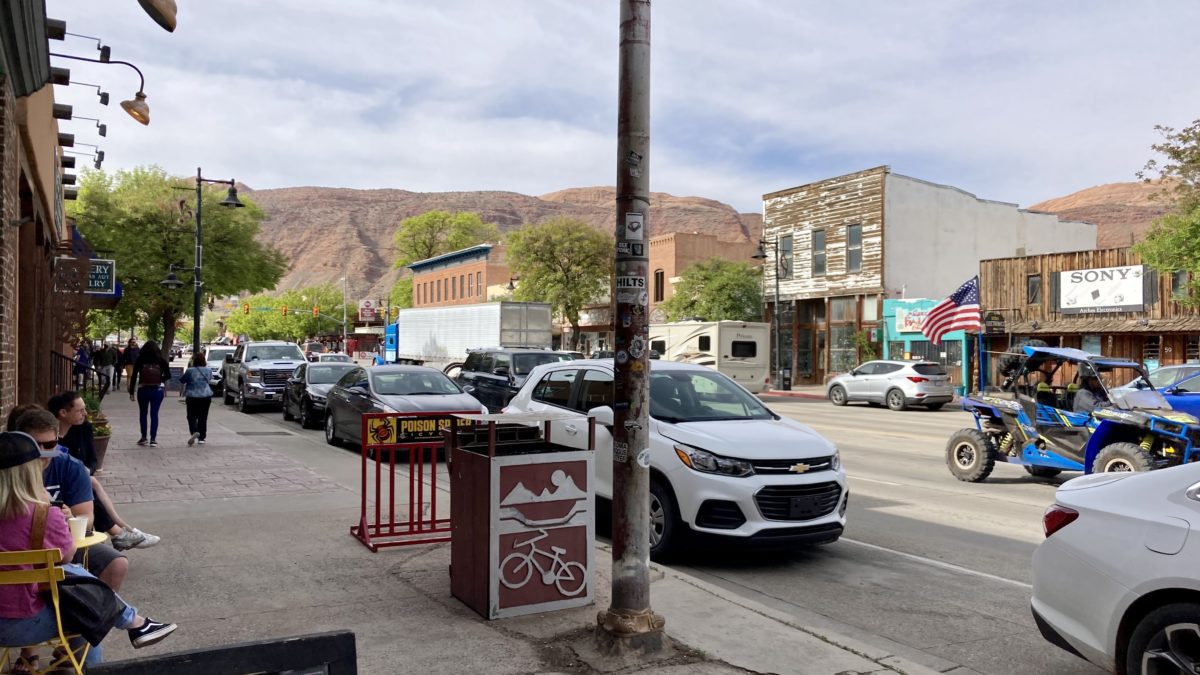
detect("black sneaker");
top-left (148, 440), bottom-right (159, 447)
top-left (129, 618), bottom-right (176, 648)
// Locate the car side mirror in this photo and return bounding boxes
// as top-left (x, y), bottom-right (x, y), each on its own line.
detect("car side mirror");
top-left (849, 369), bottom-right (858, 376)
top-left (588, 405), bottom-right (614, 429)
top-left (462, 384), bottom-right (477, 395)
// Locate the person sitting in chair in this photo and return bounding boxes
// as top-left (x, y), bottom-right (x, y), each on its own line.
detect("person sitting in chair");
top-left (1073, 375), bottom-right (1109, 413)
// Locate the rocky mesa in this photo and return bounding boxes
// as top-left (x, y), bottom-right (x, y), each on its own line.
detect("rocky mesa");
top-left (248, 186), bottom-right (761, 298)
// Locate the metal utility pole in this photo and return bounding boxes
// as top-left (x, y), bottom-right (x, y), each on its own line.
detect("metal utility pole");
top-left (598, 0), bottom-right (664, 649)
top-left (342, 275), bottom-right (349, 351)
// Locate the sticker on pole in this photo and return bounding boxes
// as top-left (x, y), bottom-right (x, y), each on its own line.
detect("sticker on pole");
top-left (613, 441), bottom-right (629, 463)
top-left (624, 213), bottom-right (644, 241)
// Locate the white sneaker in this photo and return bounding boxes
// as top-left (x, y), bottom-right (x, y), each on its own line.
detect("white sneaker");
top-left (187, 432), bottom-right (199, 446)
top-left (110, 528), bottom-right (147, 551)
top-left (130, 527), bottom-right (161, 548)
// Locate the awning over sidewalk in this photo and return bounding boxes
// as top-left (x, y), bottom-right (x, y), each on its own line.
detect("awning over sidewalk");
top-left (1007, 317), bottom-right (1200, 334)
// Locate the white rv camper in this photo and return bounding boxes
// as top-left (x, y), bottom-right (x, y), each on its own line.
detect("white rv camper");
top-left (647, 321), bottom-right (770, 393)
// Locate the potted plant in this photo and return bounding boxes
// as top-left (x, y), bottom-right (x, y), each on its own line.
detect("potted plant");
top-left (80, 391), bottom-right (112, 471)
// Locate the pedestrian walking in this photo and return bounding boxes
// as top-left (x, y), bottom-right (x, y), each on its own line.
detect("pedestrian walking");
top-left (127, 340), bottom-right (171, 447)
top-left (178, 353), bottom-right (214, 446)
top-left (121, 339), bottom-right (140, 387)
top-left (94, 342), bottom-right (118, 397)
top-left (72, 340), bottom-right (91, 388)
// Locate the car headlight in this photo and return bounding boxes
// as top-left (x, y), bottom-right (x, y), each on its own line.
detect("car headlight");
top-left (309, 391), bottom-right (326, 404)
top-left (376, 402), bottom-right (399, 414)
top-left (830, 449), bottom-right (841, 471)
top-left (673, 444), bottom-right (754, 477)
top-left (245, 370), bottom-right (261, 382)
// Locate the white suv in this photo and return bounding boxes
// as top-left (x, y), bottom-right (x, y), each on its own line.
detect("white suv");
top-left (503, 359), bottom-right (848, 559)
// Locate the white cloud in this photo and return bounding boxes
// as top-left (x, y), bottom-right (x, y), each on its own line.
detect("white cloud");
top-left (47, 1), bottom-right (1200, 213)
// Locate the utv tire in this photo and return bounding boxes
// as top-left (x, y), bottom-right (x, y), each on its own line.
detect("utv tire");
top-left (1023, 465), bottom-right (1062, 479)
top-left (886, 388), bottom-right (908, 411)
top-left (946, 429), bottom-right (997, 482)
top-left (828, 385), bottom-right (848, 406)
top-left (1124, 602), bottom-right (1200, 675)
top-left (1093, 442), bottom-right (1155, 473)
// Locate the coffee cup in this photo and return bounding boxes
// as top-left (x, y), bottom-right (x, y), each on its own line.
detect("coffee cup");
top-left (67, 516), bottom-right (87, 543)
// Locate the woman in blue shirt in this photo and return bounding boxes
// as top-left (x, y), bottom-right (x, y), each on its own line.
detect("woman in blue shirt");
top-left (178, 353), bottom-right (214, 446)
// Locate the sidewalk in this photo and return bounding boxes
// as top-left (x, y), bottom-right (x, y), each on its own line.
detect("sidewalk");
top-left (91, 392), bottom-right (937, 674)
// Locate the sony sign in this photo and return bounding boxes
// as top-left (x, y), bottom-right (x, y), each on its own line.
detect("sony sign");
top-left (1058, 264), bottom-right (1145, 314)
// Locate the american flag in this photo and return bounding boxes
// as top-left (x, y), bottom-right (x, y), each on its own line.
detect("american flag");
top-left (921, 276), bottom-right (982, 345)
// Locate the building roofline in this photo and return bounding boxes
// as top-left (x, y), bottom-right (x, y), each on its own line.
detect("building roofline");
top-left (980, 245), bottom-right (1135, 263)
top-left (407, 244), bottom-right (494, 271)
top-left (762, 165), bottom-right (889, 201)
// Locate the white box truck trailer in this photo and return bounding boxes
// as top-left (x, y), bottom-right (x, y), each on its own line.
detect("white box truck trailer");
top-left (647, 320), bottom-right (771, 393)
top-left (392, 301), bottom-right (554, 372)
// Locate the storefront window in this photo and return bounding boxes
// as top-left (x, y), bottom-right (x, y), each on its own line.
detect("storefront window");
top-left (862, 296), bottom-right (879, 322)
top-left (830, 297), bottom-right (856, 322)
top-left (888, 341), bottom-right (906, 360)
top-left (907, 340), bottom-right (963, 369)
top-left (830, 325), bottom-right (858, 373)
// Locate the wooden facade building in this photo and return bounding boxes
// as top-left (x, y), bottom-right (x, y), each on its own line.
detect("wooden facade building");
top-left (980, 247), bottom-right (1200, 373)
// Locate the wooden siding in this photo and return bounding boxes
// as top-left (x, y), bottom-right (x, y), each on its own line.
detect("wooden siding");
top-left (980, 247), bottom-right (1200, 333)
top-left (762, 167), bottom-right (886, 300)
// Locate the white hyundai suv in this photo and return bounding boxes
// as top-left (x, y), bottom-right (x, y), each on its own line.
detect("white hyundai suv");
top-left (503, 359), bottom-right (848, 559)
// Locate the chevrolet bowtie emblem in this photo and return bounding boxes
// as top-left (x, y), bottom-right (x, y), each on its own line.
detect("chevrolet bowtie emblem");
top-left (789, 463), bottom-right (811, 474)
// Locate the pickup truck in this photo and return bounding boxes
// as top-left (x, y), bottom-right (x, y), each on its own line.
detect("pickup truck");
top-left (222, 341), bottom-right (308, 413)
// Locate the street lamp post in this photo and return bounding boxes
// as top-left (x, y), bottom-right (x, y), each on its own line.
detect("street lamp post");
top-left (162, 168), bottom-right (244, 355)
top-left (752, 239), bottom-right (784, 391)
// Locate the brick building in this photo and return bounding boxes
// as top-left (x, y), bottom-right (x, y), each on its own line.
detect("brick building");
top-left (408, 244), bottom-right (511, 307)
top-left (647, 232), bottom-right (759, 322)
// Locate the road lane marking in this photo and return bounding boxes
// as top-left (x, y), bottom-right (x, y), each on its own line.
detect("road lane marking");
top-left (846, 474), bottom-right (904, 486)
top-left (840, 537), bottom-right (1033, 590)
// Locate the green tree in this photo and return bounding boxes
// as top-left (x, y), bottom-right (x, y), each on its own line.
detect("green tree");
top-left (223, 284), bottom-right (347, 340)
top-left (505, 217), bottom-right (613, 348)
top-left (1134, 204), bottom-right (1200, 306)
top-left (389, 276), bottom-right (414, 311)
top-left (391, 211), bottom-right (499, 268)
top-left (70, 166), bottom-right (287, 345)
top-left (660, 258), bottom-right (763, 322)
top-left (1139, 119), bottom-right (1200, 210)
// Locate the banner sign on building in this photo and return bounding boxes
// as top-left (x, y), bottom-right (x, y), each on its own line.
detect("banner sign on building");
top-left (895, 307), bottom-right (929, 333)
top-left (358, 298), bottom-right (378, 322)
top-left (85, 259), bottom-right (116, 294)
top-left (1058, 264), bottom-right (1145, 314)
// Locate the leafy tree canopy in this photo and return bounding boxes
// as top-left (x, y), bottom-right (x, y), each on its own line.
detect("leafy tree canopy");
top-left (389, 276), bottom-right (413, 312)
top-left (391, 211), bottom-right (499, 268)
top-left (1139, 119), bottom-right (1200, 210)
top-left (505, 217), bottom-right (612, 348)
top-left (70, 166), bottom-right (287, 343)
top-left (660, 258), bottom-right (762, 323)
top-left (1134, 204), bottom-right (1200, 306)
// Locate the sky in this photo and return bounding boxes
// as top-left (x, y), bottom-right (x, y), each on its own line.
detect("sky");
top-left (47, 1), bottom-right (1200, 214)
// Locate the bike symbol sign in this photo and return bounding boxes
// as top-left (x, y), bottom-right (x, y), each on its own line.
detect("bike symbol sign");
top-left (499, 529), bottom-right (586, 596)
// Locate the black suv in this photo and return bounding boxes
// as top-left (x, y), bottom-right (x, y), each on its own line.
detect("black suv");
top-left (455, 348), bottom-right (574, 412)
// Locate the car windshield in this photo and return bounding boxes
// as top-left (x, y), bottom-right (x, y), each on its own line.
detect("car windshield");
top-left (206, 349), bottom-right (235, 366)
top-left (245, 345), bottom-right (305, 361)
top-left (1092, 365), bottom-right (1172, 411)
top-left (308, 365), bottom-right (354, 384)
top-left (512, 353), bottom-right (573, 376)
top-left (321, 354), bottom-right (352, 362)
top-left (305, 342), bottom-right (325, 353)
top-left (371, 371), bottom-right (462, 396)
top-left (649, 371), bottom-right (773, 423)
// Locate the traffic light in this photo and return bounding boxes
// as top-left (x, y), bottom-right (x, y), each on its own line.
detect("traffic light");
top-left (280, 305), bottom-right (288, 317)
top-left (312, 305), bottom-right (320, 317)
top-left (242, 303), bottom-right (250, 315)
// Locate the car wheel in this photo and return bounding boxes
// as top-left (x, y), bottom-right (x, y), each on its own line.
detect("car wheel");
top-left (299, 400), bottom-right (313, 429)
top-left (945, 428), bottom-right (997, 482)
top-left (282, 399), bottom-right (295, 421)
top-left (926, 402), bottom-right (945, 411)
top-left (325, 412), bottom-right (342, 447)
top-left (1023, 465), bottom-right (1062, 479)
top-left (885, 388), bottom-right (908, 411)
top-left (223, 383), bottom-right (234, 405)
top-left (649, 478), bottom-right (682, 562)
top-left (1093, 442), bottom-right (1155, 473)
top-left (828, 385), bottom-right (848, 406)
top-left (237, 387), bottom-right (254, 414)
top-left (1124, 602), bottom-right (1200, 675)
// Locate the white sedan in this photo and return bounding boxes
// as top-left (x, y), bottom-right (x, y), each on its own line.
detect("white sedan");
top-left (1031, 462), bottom-right (1200, 674)
top-left (503, 359), bottom-right (847, 560)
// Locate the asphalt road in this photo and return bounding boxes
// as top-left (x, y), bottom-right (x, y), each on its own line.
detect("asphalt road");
top-left (212, 379), bottom-right (1101, 675)
top-left (671, 397), bottom-right (1102, 675)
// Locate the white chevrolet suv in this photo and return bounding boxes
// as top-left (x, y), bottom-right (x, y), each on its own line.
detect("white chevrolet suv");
top-left (503, 359), bottom-right (847, 559)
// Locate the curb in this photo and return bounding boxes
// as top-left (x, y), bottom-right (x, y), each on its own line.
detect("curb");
top-left (762, 389), bottom-right (826, 400)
